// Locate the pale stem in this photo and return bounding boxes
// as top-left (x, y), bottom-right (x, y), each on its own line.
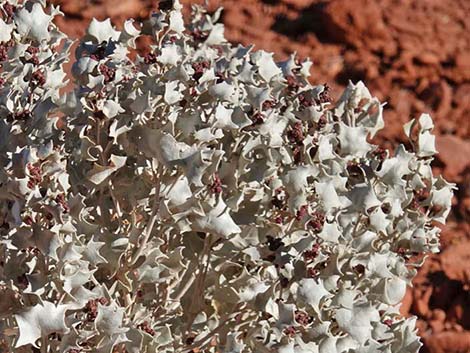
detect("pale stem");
top-left (128, 163), bottom-right (164, 266)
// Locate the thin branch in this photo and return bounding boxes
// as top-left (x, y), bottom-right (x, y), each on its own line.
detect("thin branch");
top-left (128, 162), bottom-right (164, 266)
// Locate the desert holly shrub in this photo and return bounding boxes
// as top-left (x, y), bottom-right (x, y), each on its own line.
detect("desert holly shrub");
top-left (0, 1), bottom-right (455, 352)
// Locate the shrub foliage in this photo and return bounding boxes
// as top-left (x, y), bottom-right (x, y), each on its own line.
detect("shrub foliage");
top-left (0, 1), bottom-right (454, 352)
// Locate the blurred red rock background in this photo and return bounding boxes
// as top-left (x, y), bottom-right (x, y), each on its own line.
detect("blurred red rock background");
top-left (50, 0), bottom-right (469, 351)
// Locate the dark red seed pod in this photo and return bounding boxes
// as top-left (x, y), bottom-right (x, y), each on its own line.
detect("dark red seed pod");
top-left (250, 112), bottom-right (264, 125)
top-left (287, 122), bottom-right (304, 145)
top-left (298, 92), bottom-right (314, 108)
top-left (283, 326), bottom-right (296, 337)
top-left (307, 211), bottom-right (325, 232)
top-left (144, 52), bottom-right (157, 65)
top-left (286, 75), bottom-right (300, 92)
top-left (317, 114), bottom-right (327, 130)
top-left (296, 205), bottom-right (308, 221)
top-left (99, 64), bottom-right (116, 83)
top-left (210, 174), bottom-right (223, 195)
top-left (307, 267), bottom-right (319, 278)
top-left (2, 3), bottom-right (15, 21)
top-left (295, 310), bottom-right (311, 326)
top-left (303, 243), bottom-right (321, 262)
top-left (32, 70), bottom-right (46, 86)
top-left (353, 264), bottom-right (365, 274)
top-left (262, 100), bottom-right (276, 111)
top-left (317, 83), bottom-right (331, 103)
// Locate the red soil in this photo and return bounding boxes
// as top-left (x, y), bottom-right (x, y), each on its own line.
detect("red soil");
top-left (50, 0), bottom-right (470, 351)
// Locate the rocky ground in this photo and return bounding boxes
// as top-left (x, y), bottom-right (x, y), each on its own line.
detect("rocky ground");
top-left (50, 0), bottom-right (470, 351)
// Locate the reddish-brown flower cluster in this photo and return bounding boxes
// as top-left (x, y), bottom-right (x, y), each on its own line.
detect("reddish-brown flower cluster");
top-left (296, 204), bottom-right (308, 221)
top-left (0, 40), bottom-right (14, 62)
top-left (295, 310), bottom-right (312, 326)
top-left (317, 114), bottom-right (327, 130)
top-left (27, 163), bottom-right (42, 189)
top-left (99, 64), bottom-right (116, 83)
top-left (283, 326), bottom-right (297, 337)
top-left (287, 122), bottom-right (304, 145)
top-left (409, 188), bottom-right (430, 213)
top-left (209, 173), bottom-right (222, 195)
top-left (298, 92), bottom-right (314, 108)
top-left (2, 3), bottom-right (15, 21)
top-left (84, 297), bottom-right (108, 322)
top-left (23, 215), bottom-right (34, 225)
top-left (271, 187), bottom-right (287, 210)
top-left (250, 111), bottom-right (264, 125)
top-left (318, 83), bottom-right (331, 103)
top-left (192, 60), bottom-right (210, 81)
top-left (307, 211), bottom-right (325, 232)
top-left (143, 52), bottom-right (157, 65)
top-left (55, 193), bottom-right (69, 213)
top-left (307, 267), bottom-right (319, 278)
top-left (137, 320), bottom-right (156, 336)
top-left (31, 70), bottom-right (46, 86)
top-left (274, 215), bottom-right (284, 224)
top-left (353, 264), bottom-right (365, 276)
top-left (303, 243), bottom-right (321, 262)
top-left (189, 28), bottom-right (208, 43)
top-left (285, 75), bottom-right (301, 92)
top-left (262, 99), bottom-right (276, 111)
top-left (25, 45), bottom-right (40, 65)
top-left (89, 45), bottom-right (106, 62)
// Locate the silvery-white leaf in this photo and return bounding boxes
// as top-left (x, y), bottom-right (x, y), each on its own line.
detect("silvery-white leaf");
top-left (417, 130), bottom-right (437, 157)
top-left (317, 135), bottom-right (335, 161)
top-left (206, 23), bottom-right (225, 45)
top-left (213, 104), bottom-right (237, 129)
top-left (191, 196), bottom-right (241, 238)
top-left (246, 85), bottom-right (271, 109)
top-left (376, 145), bottom-right (414, 186)
top-left (164, 80), bottom-right (183, 104)
top-left (418, 113), bottom-right (434, 130)
top-left (336, 304), bottom-right (379, 345)
top-left (297, 278), bottom-right (329, 310)
top-left (315, 180), bottom-right (342, 213)
top-left (87, 18), bottom-right (120, 43)
top-left (209, 81), bottom-right (236, 101)
top-left (15, 3), bottom-right (53, 42)
top-left (95, 302), bottom-right (127, 336)
top-left (318, 221), bottom-right (341, 243)
top-left (87, 155), bottom-right (127, 185)
top-left (253, 51), bottom-right (282, 82)
top-left (337, 122), bottom-right (371, 157)
top-left (369, 207), bottom-right (390, 234)
top-left (169, 10), bottom-right (185, 33)
top-left (224, 332), bottom-right (246, 353)
top-left (102, 100), bottom-right (124, 119)
top-left (15, 302), bottom-right (69, 348)
top-left (0, 19), bottom-right (14, 42)
top-left (158, 44), bottom-right (181, 66)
